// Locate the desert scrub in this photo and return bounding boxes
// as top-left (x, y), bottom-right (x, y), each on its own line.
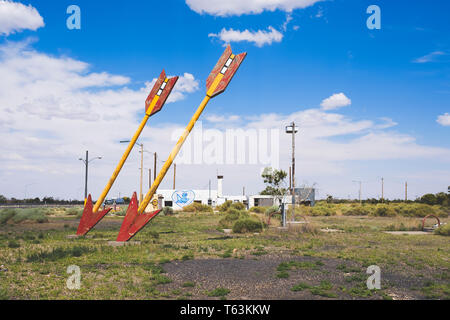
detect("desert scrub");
top-left (369, 204), bottom-right (397, 217)
top-left (161, 206), bottom-right (174, 216)
top-left (26, 246), bottom-right (95, 262)
top-left (310, 205), bottom-right (335, 216)
top-left (182, 202), bottom-right (213, 213)
top-left (232, 218), bottom-right (263, 233)
top-left (66, 207), bottom-right (82, 216)
top-left (218, 208), bottom-right (248, 229)
top-left (342, 204), bottom-right (373, 216)
top-left (0, 208), bottom-right (17, 224)
top-left (249, 206), bottom-right (268, 214)
top-left (10, 208), bottom-right (49, 223)
top-left (434, 223), bottom-right (450, 236)
top-left (207, 287), bottom-right (230, 297)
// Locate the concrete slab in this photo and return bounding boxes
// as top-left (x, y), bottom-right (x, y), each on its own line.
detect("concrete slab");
top-left (107, 241), bottom-right (141, 247)
top-left (66, 234), bottom-right (93, 239)
top-left (384, 231), bottom-right (431, 235)
top-left (320, 228), bottom-right (344, 233)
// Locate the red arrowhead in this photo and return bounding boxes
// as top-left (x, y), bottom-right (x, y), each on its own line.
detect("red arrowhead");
top-left (206, 45), bottom-right (247, 98)
top-left (76, 194), bottom-right (112, 236)
top-left (116, 192), bottom-right (161, 242)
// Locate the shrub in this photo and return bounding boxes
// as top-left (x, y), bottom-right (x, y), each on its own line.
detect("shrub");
top-left (26, 246), bottom-right (94, 262)
top-left (11, 208), bottom-right (49, 223)
top-left (265, 206), bottom-right (279, 215)
top-left (216, 200), bottom-right (233, 212)
top-left (207, 287), bottom-right (230, 297)
top-left (162, 206), bottom-right (174, 216)
top-left (230, 202), bottom-right (246, 210)
top-left (8, 240), bottom-right (20, 248)
top-left (310, 206), bottom-right (335, 216)
top-left (249, 206), bottom-right (267, 214)
top-left (342, 205), bottom-right (372, 216)
top-left (434, 224), bottom-right (450, 236)
top-left (182, 202), bottom-right (213, 213)
top-left (370, 205), bottom-right (397, 217)
top-left (67, 208), bottom-right (82, 216)
top-left (0, 209), bottom-right (16, 225)
top-left (232, 218), bottom-right (263, 233)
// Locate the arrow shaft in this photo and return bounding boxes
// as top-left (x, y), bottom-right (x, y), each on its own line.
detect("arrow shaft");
top-left (138, 94), bottom-right (212, 214)
top-left (92, 95), bottom-right (160, 213)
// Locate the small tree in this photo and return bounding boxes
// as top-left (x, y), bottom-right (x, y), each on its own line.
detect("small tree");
top-left (260, 167), bottom-right (287, 197)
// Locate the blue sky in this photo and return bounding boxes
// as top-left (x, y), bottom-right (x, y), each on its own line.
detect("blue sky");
top-left (0, 0), bottom-right (449, 200)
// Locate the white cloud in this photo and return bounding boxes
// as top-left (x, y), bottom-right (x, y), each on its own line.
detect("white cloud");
top-left (186, 0), bottom-right (322, 16)
top-left (0, 40), bottom-right (200, 199)
top-left (1, 40), bottom-right (448, 201)
top-left (320, 93), bottom-right (351, 110)
top-left (205, 114), bottom-right (241, 123)
top-left (209, 26), bottom-right (283, 47)
top-left (413, 51), bottom-right (445, 63)
top-left (0, 0), bottom-right (44, 35)
top-left (437, 113), bottom-right (450, 126)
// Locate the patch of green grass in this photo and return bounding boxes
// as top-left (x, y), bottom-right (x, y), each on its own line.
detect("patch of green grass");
top-left (207, 287), bottom-right (230, 297)
top-left (8, 240), bottom-right (20, 248)
top-left (421, 281), bottom-right (450, 299)
top-left (336, 264), bottom-right (361, 273)
top-left (310, 281), bottom-right (337, 298)
top-left (291, 282), bottom-right (312, 291)
top-left (434, 224), bottom-right (450, 236)
top-left (26, 246), bottom-right (94, 262)
top-left (182, 281), bottom-right (195, 287)
top-left (276, 271), bottom-right (289, 278)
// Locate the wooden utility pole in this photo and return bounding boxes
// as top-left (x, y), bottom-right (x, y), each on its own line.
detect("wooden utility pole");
top-left (381, 177), bottom-right (384, 203)
top-left (148, 169), bottom-right (151, 189)
top-left (289, 166), bottom-right (292, 190)
top-left (405, 181), bottom-right (408, 201)
top-left (173, 163), bottom-right (176, 189)
top-left (153, 152), bottom-right (157, 181)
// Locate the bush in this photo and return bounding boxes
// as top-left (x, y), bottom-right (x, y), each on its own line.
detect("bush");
top-left (0, 209), bottom-right (17, 224)
top-left (11, 208), bottom-right (49, 223)
top-left (265, 205), bottom-right (279, 215)
top-left (218, 209), bottom-right (246, 229)
top-left (310, 206), bottom-right (335, 216)
top-left (182, 202), bottom-right (213, 213)
top-left (342, 205), bottom-right (372, 216)
top-left (216, 200), bottom-right (233, 212)
top-left (370, 205), bottom-right (397, 217)
top-left (230, 202), bottom-right (246, 210)
top-left (249, 206), bottom-right (267, 214)
top-left (162, 207), bottom-right (174, 216)
top-left (434, 224), bottom-right (450, 236)
top-left (26, 246), bottom-right (94, 262)
top-left (66, 208), bottom-right (82, 216)
top-left (232, 218), bottom-right (263, 233)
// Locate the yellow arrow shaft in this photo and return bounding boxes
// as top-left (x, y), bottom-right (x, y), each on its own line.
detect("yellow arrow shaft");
top-left (138, 95), bottom-right (211, 213)
top-left (92, 95), bottom-right (160, 213)
top-left (138, 73), bottom-right (224, 213)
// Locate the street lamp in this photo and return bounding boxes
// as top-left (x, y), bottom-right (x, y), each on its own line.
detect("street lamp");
top-left (120, 141), bottom-right (157, 204)
top-left (285, 122), bottom-right (299, 222)
top-left (78, 151), bottom-right (102, 203)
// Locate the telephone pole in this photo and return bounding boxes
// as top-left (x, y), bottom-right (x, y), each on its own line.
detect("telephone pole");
top-left (381, 177), bottom-right (384, 203)
top-left (173, 163), bottom-right (176, 189)
top-left (286, 122), bottom-right (298, 222)
top-left (352, 180), bottom-right (362, 205)
top-left (154, 152), bottom-right (157, 181)
top-left (405, 181), bottom-right (408, 201)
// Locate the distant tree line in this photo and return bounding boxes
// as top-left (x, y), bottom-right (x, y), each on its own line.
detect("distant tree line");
top-left (325, 192), bottom-right (449, 206)
top-left (0, 195), bottom-right (84, 205)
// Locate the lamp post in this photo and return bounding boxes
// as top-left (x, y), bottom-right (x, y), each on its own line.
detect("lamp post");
top-left (78, 151), bottom-right (102, 203)
top-left (285, 122), bottom-right (298, 222)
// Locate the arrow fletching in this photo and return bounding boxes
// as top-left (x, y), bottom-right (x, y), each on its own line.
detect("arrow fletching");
top-left (145, 70), bottom-right (179, 116)
top-left (206, 45), bottom-right (247, 98)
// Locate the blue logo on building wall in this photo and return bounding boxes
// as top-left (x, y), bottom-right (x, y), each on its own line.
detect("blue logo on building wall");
top-left (172, 190), bottom-right (195, 208)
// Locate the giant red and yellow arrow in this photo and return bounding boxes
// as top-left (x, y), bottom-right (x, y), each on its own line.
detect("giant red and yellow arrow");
top-left (117, 45), bottom-right (247, 241)
top-left (76, 70), bottom-right (179, 236)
